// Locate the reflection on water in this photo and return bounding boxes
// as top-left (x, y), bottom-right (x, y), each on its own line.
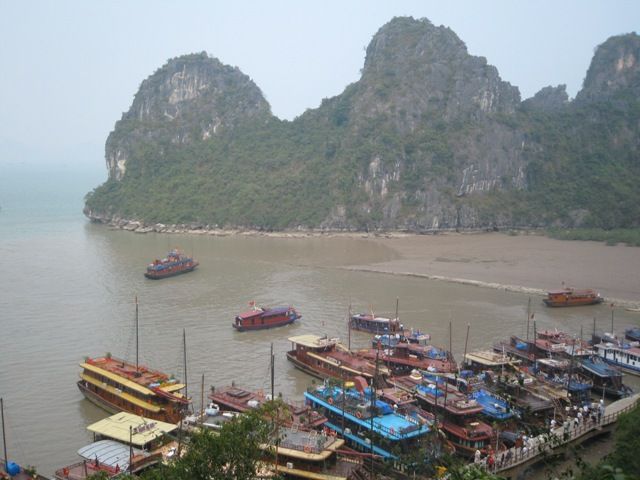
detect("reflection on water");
top-left (1, 173), bottom-right (639, 476)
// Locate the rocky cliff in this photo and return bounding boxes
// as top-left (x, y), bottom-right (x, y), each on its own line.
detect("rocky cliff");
top-left (85, 19), bottom-right (640, 232)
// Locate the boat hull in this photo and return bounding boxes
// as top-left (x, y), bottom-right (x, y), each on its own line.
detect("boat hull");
top-left (286, 351), bottom-right (328, 380)
top-left (232, 315), bottom-right (298, 331)
top-left (144, 264), bottom-right (197, 279)
top-left (543, 297), bottom-right (603, 307)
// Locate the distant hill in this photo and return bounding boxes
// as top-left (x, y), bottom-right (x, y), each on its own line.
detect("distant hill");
top-left (84, 17), bottom-right (640, 232)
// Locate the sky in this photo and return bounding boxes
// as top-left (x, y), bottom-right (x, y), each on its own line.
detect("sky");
top-left (1, 0), bottom-right (639, 170)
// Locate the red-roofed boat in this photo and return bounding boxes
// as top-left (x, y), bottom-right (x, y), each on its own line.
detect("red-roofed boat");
top-left (144, 249), bottom-right (198, 279)
top-left (233, 302), bottom-right (300, 331)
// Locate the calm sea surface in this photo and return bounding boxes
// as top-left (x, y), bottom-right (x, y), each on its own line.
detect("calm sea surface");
top-left (1, 164), bottom-right (638, 477)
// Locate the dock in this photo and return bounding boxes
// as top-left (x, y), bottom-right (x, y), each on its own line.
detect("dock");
top-left (479, 393), bottom-right (640, 479)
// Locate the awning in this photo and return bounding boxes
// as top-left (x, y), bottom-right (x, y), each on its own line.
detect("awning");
top-left (87, 412), bottom-right (177, 447)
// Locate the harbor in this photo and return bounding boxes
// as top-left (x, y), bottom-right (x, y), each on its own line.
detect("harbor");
top-left (1, 181), bottom-right (640, 478)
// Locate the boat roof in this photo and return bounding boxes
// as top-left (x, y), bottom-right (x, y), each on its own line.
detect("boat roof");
top-left (465, 350), bottom-right (521, 367)
top-left (77, 440), bottom-right (144, 470)
top-left (547, 288), bottom-right (596, 295)
top-left (288, 334), bottom-right (340, 349)
top-left (87, 412), bottom-right (177, 447)
top-left (81, 357), bottom-right (183, 392)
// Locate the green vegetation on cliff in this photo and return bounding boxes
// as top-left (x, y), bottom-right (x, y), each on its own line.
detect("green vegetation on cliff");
top-left (84, 20), bottom-right (640, 232)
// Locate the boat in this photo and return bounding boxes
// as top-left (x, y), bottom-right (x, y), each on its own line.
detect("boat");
top-left (349, 312), bottom-right (404, 334)
top-left (493, 336), bottom-right (538, 363)
top-left (144, 249), bottom-right (198, 279)
top-left (260, 425), bottom-right (366, 480)
top-left (356, 343), bottom-right (457, 374)
top-left (286, 334), bottom-right (389, 382)
top-left (78, 301), bottom-right (190, 423)
top-left (535, 330), bottom-right (594, 358)
top-left (372, 330), bottom-right (431, 348)
top-left (77, 355), bottom-right (190, 424)
top-left (208, 384), bottom-right (327, 429)
top-left (542, 287), bottom-right (603, 307)
top-left (1, 398), bottom-right (49, 480)
top-left (233, 302), bottom-right (300, 331)
top-left (592, 336), bottom-right (640, 376)
top-left (303, 381), bottom-right (433, 463)
top-left (181, 403), bottom-right (239, 432)
top-left (525, 358), bottom-right (593, 404)
top-left (625, 327), bottom-right (640, 342)
top-left (54, 439), bottom-right (161, 479)
top-left (579, 356), bottom-right (633, 399)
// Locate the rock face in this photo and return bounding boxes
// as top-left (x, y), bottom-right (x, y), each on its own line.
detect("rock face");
top-left (354, 17), bottom-right (520, 129)
top-left (85, 19), bottom-right (640, 232)
top-left (522, 85), bottom-right (569, 112)
top-left (105, 52), bottom-right (270, 180)
top-left (576, 33), bottom-right (640, 104)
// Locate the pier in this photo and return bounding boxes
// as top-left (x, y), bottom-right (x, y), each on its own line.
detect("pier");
top-left (479, 393), bottom-right (640, 479)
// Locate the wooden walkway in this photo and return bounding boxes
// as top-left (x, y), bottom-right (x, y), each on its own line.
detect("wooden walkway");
top-left (475, 393), bottom-right (640, 478)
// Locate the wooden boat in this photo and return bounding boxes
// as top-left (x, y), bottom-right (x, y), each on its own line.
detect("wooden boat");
top-left (579, 356), bottom-right (633, 399)
top-left (286, 335), bottom-right (389, 382)
top-left (233, 303), bottom-right (300, 331)
top-left (78, 300), bottom-right (191, 424)
top-left (543, 287), bottom-right (603, 307)
top-left (77, 355), bottom-right (190, 424)
top-left (54, 439), bottom-right (161, 479)
top-left (208, 384), bottom-right (327, 429)
top-left (260, 426), bottom-right (366, 480)
top-left (303, 383), bottom-right (432, 462)
top-left (144, 249), bottom-right (198, 279)
top-left (356, 343), bottom-right (457, 374)
top-left (372, 331), bottom-right (431, 348)
top-left (349, 312), bottom-right (403, 334)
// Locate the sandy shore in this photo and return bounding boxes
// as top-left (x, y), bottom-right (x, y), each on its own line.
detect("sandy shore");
top-left (345, 232), bottom-right (640, 307)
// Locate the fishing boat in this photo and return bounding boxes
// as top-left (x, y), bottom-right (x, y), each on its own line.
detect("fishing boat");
top-left (286, 335), bottom-right (389, 382)
top-left (579, 356), bottom-right (633, 399)
top-left (525, 358), bottom-right (593, 404)
top-left (349, 312), bottom-right (403, 334)
top-left (78, 300), bottom-right (191, 423)
top-left (493, 336), bottom-right (538, 363)
top-left (542, 287), bottom-right (603, 307)
top-left (233, 302), bottom-right (301, 331)
top-left (144, 249), bottom-right (198, 279)
top-left (303, 381), bottom-right (432, 462)
top-left (181, 403), bottom-right (239, 433)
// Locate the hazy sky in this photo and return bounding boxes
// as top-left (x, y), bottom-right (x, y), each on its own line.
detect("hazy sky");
top-left (1, 0), bottom-right (638, 168)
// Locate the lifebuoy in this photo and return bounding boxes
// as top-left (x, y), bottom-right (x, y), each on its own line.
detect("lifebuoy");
top-left (63, 468), bottom-right (70, 476)
top-left (327, 397), bottom-right (334, 405)
top-left (356, 411), bottom-right (363, 419)
top-left (304, 445), bottom-right (312, 453)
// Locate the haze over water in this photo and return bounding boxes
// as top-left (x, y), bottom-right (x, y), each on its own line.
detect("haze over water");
top-left (1, 165), bottom-right (638, 477)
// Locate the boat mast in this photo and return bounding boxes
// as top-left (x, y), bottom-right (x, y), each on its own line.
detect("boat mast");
top-left (462, 323), bottom-right (470, 371)
top-left (200, 374), bottom-right (205, 425)
top-left (526, 298), bottom-right (531, 341)
top-left (135, 296), bottom-right (139, 374)
top-left (347, 304), bottom-right (352, 351)
top-left (183, 329), bottom-right (188, 402)
top-left (370, 348), bottom-right (379, 476)
top-left (395, 297), bottom-right (399, 323)
top-left (270, 343), bottom-right (275, 401)
top-left (610, 303), bottom-right (615, 334)
top-left (1, 398), bottom-right (8, 474)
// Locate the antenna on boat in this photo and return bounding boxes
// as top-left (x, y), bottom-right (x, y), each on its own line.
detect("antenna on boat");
top-left (135, 296), bottom-right (139, 375)
top-left (183, 329), bottom-right (188, 403)
top-left (1, 398), bottom-right (8, 475)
